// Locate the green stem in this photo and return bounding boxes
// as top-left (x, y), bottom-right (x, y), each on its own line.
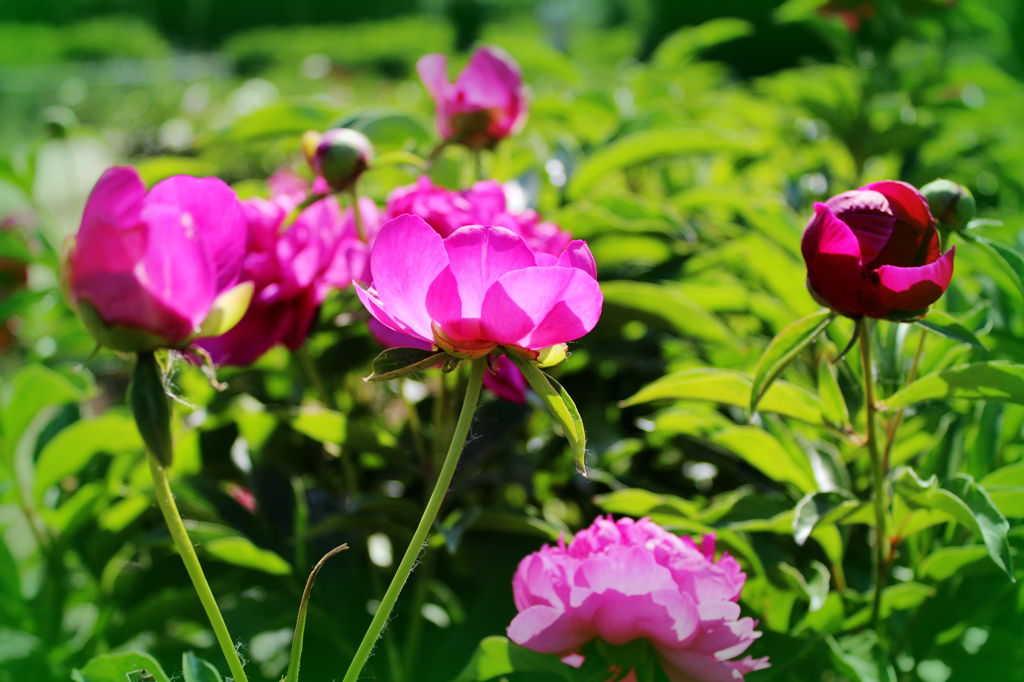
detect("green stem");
top-left (348, 186), bottom-right (366, 243)
top-left (284, 544), bottom-right (349, 682)
top-left (881, 327), bottom-right (926, 472)
top-left (857, 319), bottom-right (888, 629)
top-left (298, 347), bottom-right (358, 497)
top-left (472, 148), bottom-right (484, 183)
top-left (342, 359), bottom-right (485, 682)
top-left (146, 453), bottom-right (249, 682)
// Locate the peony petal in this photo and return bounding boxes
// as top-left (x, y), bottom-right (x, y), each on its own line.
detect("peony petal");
top-left (481, 266), bottom-right (603, 348)
top-left (367, 318), bottom-right (432, 352)
top-left (355, 283), bottom-right (431, 345)
top-left (441, 225), bottom-right (537, 317)
top-left (147, 175), bottom-right (246, 291)
top-left (865, 180), bottom-right (934, 231)
top-left (417, 53), bottom-right (454, 138)
top-left (455, 46), bottom-right (522, 109)
top-left (825, 189), bottom-right (894, 264)
top-left (659, 650), bottom-right (746, 682)
top-left (369, 214), bottom-right (450, 341)
top-left (800, 203), bottom-right (865, 317)
top-left (873, 246), bottom-right (955, 315)
top-left (557, 240), bottom-right (597, 278)
top-left (79, 166), bottom-right (145, 238)
top-left (482, 354), bottom-right (528, 403)
top-left (507, 605), bottom-right (591, 655)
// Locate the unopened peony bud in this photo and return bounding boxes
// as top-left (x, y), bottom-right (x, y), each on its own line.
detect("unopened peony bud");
top-left (921, 178), bottom-right (976, 233)
top-left (303, 128), bottom-right (373, 192)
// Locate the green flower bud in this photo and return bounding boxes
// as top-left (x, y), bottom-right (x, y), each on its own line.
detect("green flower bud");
top-left (921, 178), bottom-right (976, 233)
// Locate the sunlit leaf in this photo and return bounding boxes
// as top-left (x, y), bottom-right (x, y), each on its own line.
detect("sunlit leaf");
top-left (883, 362), bottom-right (1024, 409)
top-left (181, 652), bottom-right (222, 682)
top-left (454, 636), bottom-right (572, 682)
top-left (201, 536), bottom-right (292, 576)
top-left (916, 310), bottom-right (985, 349)
top-left (73, 653), bottom-right (171, 682)
top-left (751, 309), bottom-right (834, 414)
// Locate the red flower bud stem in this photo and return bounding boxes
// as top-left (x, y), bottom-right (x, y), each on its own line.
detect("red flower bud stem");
top-left (857, 319), bottom-right (889, 630)
top-left (342, 358), bottom-right (485, 682)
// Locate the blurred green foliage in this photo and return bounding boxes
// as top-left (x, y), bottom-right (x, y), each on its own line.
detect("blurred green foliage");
top-left (2, 2), bottom-right (1024, 682)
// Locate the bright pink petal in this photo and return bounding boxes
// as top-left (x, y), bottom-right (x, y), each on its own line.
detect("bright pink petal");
top-left (507, 605), bottom-right (591, 655)
top-left (483, 354), bottom-right (528, 403)
top-left (873, 246), bottom-right (955, 314)
top-left (455, 46), bottom-right (526, 135)
top-left (865, 180), bottom-right (934, 231)
top-left (355, 283), bottom-right (431, 346)
top-left (79, 166), bottom-right (145, 238)
top-left (825, 189), bottom-right (894, 264)
top-left (659, 650), bottom-right (747, 682)
top-left (557, 240), bottom-right (598, 278)
top-left (800, 203), bottom-right (865, 316)
top-left (441, 225), bottom-right (537, 316)
top-left (147, 175), bottom-right (246, 291)
top-left (368, 215), bottom-right (450, 341)
top-left (367, 318), bottom-right (432, 351)
top-left (481, 266), bottom-right (602, 348)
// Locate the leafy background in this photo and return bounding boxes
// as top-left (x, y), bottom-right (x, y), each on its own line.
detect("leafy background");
top-left (1, 0), bottom-right (1023, 680)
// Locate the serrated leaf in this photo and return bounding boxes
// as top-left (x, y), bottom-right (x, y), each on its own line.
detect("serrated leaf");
top-left (793, 491), bottom-right (862, 545)
top-left (621, 368), bottom-right (823, 424)
top-left (916, 310), bottom-right (985, 349)
top-left (364, 347), bottom-right (446, 382)
top-left (507, 354), bottom-right (586, 475)
top-left (751, 309), bottom-right (834, 414)
top-left (181, 652), bottom-right (222, 682)
top-left (883, 362), bottom-right (1024, 409)
top-left (454, 636), bottom-right (573, 682)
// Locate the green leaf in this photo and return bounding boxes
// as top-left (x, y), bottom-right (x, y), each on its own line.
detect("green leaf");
top-left (653, 18), bottom-right (753, 66)
top-left (793, 491), bottom-right (862, 546)
top-left (750, 310), bottom-right (834, 414)
top-left (883, 362), bottom-right (1024, 409)
top-left (201, 536), bottom-right (292, 576)
top-left (710, 426), bottom-right (817, 493)
top-left (622, 368), bottom-right (822, 424)
top-left (916, 310), bottom-right (985, 349)
top-left (202, 101), bottom-right (340, 145)
top-left (364, 347), bottom-right (446, 382)
top-left (974, 237), bottom-right (1024, 300)
top-left (817, 359), bottom-right (850, 429)
top-left (827, 632), bottom-right (897, 682)
top-left (283, 545), bottom-right (348, 682)
top-left (291, 409), bottom-right (346, 444)
top-left (893, 468), bottom-right (1014, 579)
top-left (181, 652), bottom-right (222, 682)
top-left (568, 129), bottom-right (763, 199)
top-left (506, 354), bottom-right (587, 475)
top-left (33, 412), bottom-right (142, 501)
top-left (454, 636), bottom-right (572, 682)
top-left (73, 652), bottom-right (171, 682)
top-left (601, 281), bottom-right (737, 345)
top-left (129, 353), bottom-right (173, 466)
top-left (779, 561), bottom-right (830, 612)
top-left (593, 488), bottom-right (701, 522)
top-left (918, 546), bottom-right (990, 582)
top-left (1, 364), bottom-right (89, 460)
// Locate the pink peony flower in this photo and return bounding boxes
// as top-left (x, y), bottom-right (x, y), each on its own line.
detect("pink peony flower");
top-left (802, 180), bottom-right (955, 320)
top-left (68, 166), bottom-right (247, 352)
top-left (417, 46), bottom-right (527, 147)
top-left (387, 176), bottom-right (571, 256)
top-left (508, 516), bottom-right (769, 681)
top-left (198, 172), bottom-right (381, 365)
top-left (356, 215), bottom-right (601, 359)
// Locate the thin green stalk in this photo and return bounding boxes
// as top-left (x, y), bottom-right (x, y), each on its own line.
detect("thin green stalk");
top-left (284, 543), bottom-right (349, 682)
top-left (881, 328), bottom-right (927, 472)
top-left (146, 453), bottom-right (249, 682)
top-left (857, 319), bottom-right (888, 629)
top-left (472, 148), bottom-right (484, 182)
top-left (348, 186), bottom-right (366, 242)
top-left (342, 359), bottom-right (485, 682)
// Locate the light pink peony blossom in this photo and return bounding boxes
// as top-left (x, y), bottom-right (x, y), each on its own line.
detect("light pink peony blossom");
top-left (387, 176), bottom-right (571, 256)
top-left (508, 516), bottom-right (770, 681)
top-left (199, 172), bottom-right (381, 365)
top-left (417, 46), bottom-right (527, 147)
top-left (356, 215), bottom-right (600, 359)
top-left (68, 166), bottom-right (247, 351)
top-left (802, 180), bottom-right (955, 320)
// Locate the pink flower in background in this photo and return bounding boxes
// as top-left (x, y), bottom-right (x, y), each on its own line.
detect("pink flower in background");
top-left (199, 172), bottom-right (381, 365)
top-left (387, 176), bottom-right (571, 256)
top-left (68, 166), bottom-right (247, 351)
top-left (357, 216), bottom-right (600, 359)
top-left (802, 180), bottom-right (955, 320)
top-left (417, 46), bottom-right (527, 147)
top-left (508, 516), bottom-right (769, 681)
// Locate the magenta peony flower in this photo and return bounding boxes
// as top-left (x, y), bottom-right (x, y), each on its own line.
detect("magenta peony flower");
top-left (199, 172), bottom-right (381, 365)
top-left (387, 176), bottom-right (571, 256)
top-left (417, 46), bottom-right (526, 147)
top-left (508, 516), bottom-right (769, 682)
top-left (802, 180), bottom-right (955, 320)
top-left (356, 215), bottom-right (600, 359)
top-left (68, 166), bottom-right (248, 352)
